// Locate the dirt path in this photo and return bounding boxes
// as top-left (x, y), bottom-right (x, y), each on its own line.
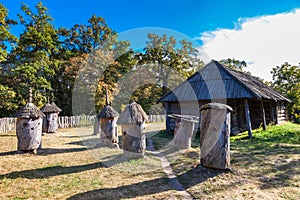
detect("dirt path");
top-left (145, 123), bottom-right (193, 199)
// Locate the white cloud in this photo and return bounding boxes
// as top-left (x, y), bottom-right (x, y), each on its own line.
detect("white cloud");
top-left (198, 9), bottom-right (300, 81)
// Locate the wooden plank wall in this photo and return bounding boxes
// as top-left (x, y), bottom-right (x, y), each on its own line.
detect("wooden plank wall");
top-left (164, 99), bottom-right (287, 135)
top-left (277, 101), bottom-right (288, 124)
top-left (227, 99), bottom-right (247, 135)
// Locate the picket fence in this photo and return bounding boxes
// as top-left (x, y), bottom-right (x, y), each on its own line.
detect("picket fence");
top-left (0, 115), bottom-right (166, 133)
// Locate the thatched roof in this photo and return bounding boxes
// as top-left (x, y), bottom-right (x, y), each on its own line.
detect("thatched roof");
top-left (97, 105), bottom-right (119, 118)
top-left (51, 102), bottom-right (62, 112)
top-left (15, 103), bottom-right (45, 119)
top-left (41, 102), bottom-right (62, 113)
top-left (158, 60), bottom-right (291, 103)
top-left (117, 102), bottom-right (148, 125)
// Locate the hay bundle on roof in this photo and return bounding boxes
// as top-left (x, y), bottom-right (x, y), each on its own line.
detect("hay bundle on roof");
top-left (15, 103), bottom-right (45, 119)
top-left (41, 102), bottom-right (61, 133)
top-left (117, 102), bottom-right (148, 125)
top-left (97, 105), bottom-right (119, 119)
top-left (41, 102), bottom-right (62, 113)
top-left (51, 102), bottom-right (62, 112)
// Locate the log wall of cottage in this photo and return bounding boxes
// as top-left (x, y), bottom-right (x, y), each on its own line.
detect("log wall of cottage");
top-left (163, 99), bottom-right (288, 135)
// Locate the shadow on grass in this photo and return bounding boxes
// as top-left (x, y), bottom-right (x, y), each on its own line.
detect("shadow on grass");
top-left (39, 147), bottom-right (92, 156)
top-left (0, 161), bottom-right (104, 180)
top-left (0, 151), bottom-right (19, 156)
top-left (0, 147), bottom-right (92, 157)
top-left (67, 165), bottom-right (225, 200)
top-left (67, 138), bottom-right (99, 147)
top-left (67, 177), bottom-right (171, 199)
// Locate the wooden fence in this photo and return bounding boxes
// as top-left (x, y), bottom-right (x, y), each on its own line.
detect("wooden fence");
top-left (0, 115), bottom-right (166, 133)
top-left (0, 118), bottom-right (17, 133)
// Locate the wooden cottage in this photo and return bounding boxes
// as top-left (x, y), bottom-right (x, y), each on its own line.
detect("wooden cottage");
top-left (41, 101), bottom-right (62, 133)
top-left (15, 90), bottom-right (45, 154)
top-left (158, 60), bottom-right (291, 136)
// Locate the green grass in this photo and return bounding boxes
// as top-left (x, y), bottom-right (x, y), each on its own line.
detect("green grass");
top-left (150, 130), bottom-right (174, 150)
top-left (1, 123), bottom-right (299, 199)
top-left (151, 122), bottom-right (300, 199)
top-left (231, 122), bottom-right (300, 145)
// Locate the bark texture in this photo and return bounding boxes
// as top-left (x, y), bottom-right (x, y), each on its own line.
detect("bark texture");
top-left (200, 104), bottom-right (231, 169)
top-left (99, 117), bottom-right (118, 147)
top-left (16, 117), bottom-right (43, 152)
top-left (121, 123), bottom-right (146, 158)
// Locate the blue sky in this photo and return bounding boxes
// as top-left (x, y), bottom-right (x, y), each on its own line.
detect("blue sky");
top-left (2, 0), bottom-right (300, 80)
top-left (3, 0), bottom-right (300, 38)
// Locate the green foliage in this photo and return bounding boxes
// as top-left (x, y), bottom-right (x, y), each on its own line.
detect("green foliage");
top-left (136, 33), bottom-right (204, 96)
top-left (0, 4), bottom-right (18, 116)
top-left (60, 15), bottom-right (117, 54)
top-left (131, 84), bottom-right (162, 114)
top-left (56, 15), bottom-right (132, 115)
top-left (0, 4), bottom-right (17, 62)
top-left (271, 62), bottom-right (300, 123)
top-left (6, 2), bottom-right (60, 109)
top-left (219, 58), bottom-right (247, 71)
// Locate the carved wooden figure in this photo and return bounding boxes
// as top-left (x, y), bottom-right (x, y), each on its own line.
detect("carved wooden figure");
top-left (15, 88), bottom-right (45, 154)
top-left (117, 101), bottom-right (148, 158)
top-left (199, 103), bottom-right (232, 170)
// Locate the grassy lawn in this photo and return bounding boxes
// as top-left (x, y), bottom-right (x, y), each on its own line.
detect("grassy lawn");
top-left (153, 122), bottom-right (299, 200)
top-left (0, 124), bottom-right (176, 200)
top-left (0, 122), bottom-right (299, 199)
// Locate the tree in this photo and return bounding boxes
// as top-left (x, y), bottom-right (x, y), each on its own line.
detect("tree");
top-left (9, 2), bottom-right (60, 108)
top-left (219, 58), bottom-right (247, 71)
top-left (136, 33), bottom-right (204, 96)
top-left (60, 15), bottom-right (117, 54)
top-left (56, 16), bottom-right (133, 115)
top-left (131, 84), bottom-right (162, 114)
top-left (271, 62), bottom-right (300, 123)
top-left (0, 4), bottom-right (18, 117)
top-left (0, 4), bottom-right (17, 61)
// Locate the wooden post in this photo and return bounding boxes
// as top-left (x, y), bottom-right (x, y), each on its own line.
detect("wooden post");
top-left (165, 102), bottom-right (170, 131)
top-left (260, 100), bottom-right (267, 130)
top-left (244, 99), bottom-right (253, 138)
top-left (169, 114), bottom-right (199, 149)
top-left (270, 101), bottom-right (275, 123)
top-left (275, 102), bottom-right (279, 124)
top-left (199, 103), bottom-right (232, 170)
